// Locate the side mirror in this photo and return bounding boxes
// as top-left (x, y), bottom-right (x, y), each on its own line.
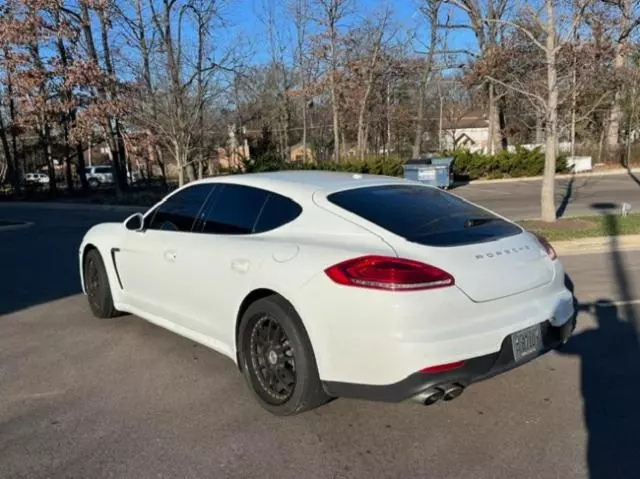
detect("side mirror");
top-left (125, 212), bottom-right (144, 232)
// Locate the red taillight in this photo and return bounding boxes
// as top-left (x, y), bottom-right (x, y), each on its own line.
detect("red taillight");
top-left (533, 233), bottom-right (557, 261)
top-left (324, 255), bottom-right (454, 291)
top-left (420, 361), bottom-right (465, 374)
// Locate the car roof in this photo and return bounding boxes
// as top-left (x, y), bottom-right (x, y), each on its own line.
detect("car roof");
top-left (190, 170), bottom-right (410, 199)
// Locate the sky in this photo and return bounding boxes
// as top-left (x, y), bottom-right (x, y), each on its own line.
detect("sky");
top-left (207, 0), bottom-right (478, 66)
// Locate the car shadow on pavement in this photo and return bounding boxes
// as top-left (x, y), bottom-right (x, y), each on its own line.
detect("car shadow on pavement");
top-left (558, 214), bottom-right (640, 479)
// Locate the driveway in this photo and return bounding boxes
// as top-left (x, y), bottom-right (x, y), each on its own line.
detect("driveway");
top-left (1, 203), bottom-right (640, 478)
top-left (454, 172), bottom-right (640, 220)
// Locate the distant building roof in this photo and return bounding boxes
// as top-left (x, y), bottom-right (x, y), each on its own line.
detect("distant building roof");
top-left (442, 110), bottom-right (489, 130)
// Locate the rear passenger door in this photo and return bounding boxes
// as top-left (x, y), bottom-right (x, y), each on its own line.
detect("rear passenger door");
top-left (173, 184), bottom-right (302, 351)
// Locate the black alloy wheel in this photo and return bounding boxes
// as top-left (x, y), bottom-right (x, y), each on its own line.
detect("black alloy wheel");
top-left (238, 296), bottom-right (329, 415)
top-left (249, 315), bottom-right (297, 403)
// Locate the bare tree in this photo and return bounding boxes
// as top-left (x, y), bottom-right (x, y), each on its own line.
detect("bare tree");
top-left (602, 0), bottom-right (640, 150)
top-left (413, 0), bottom-right (442, 157)
top-left (314, 0), bottom-right (351, 161)
top-left (290, 0), bottom-right (311, 160)
top-left (484, 0), bottom-right (587, 222)
top-left (357, 7), bottom-right (391, 159)
top-left (444, 0), bottom-right (511, 153)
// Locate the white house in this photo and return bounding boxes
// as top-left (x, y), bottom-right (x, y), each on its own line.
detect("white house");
top-left (440, 111), bottom-right (490, 153)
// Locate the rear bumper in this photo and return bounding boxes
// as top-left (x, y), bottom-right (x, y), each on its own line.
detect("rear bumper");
top-left (322, 317), bottom-right (576, 403)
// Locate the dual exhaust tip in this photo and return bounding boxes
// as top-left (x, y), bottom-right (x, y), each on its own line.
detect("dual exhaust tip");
top-left (411, 383), bottom-right (465, 406)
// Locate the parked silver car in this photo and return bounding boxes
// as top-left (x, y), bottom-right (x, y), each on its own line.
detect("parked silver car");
top-left (85, 165), bottom-right (114, 187)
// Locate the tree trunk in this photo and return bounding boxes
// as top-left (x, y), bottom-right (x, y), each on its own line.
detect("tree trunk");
top-left (0, 111), bottom-right (13, 186)
top-left (606, 53), bottom-right (624, 150)
top-left (329, 20), bottom-right (340, 162)
top-left (76, 143), bottom-right (89, 192)
top-left (156, 146), bottom-right (167, 185)
top-left (488, 82), bottom-right (502, 154)
top-left (541, 0), bottom-right (557, 223)
top-left (1, 47), bottom-right (20, 192)
top-left (626, 81), bottom-right (637, 166)
top-left (535, 112), bottom-right (544, 143)
top-left (606, 1), bottom-right (630, 150)
top-left (186, 162), bottom-right (196, 182)
top-left (43, 125), bottom-right (57, 195)
top-left (330, 77), bottom-right (340, 161)
top-left (97, 8), bottom-right (127, 195)
top-left (387, 81), bottom-right (392, 155)
top-left (63, 123), bottom-right (74, 192)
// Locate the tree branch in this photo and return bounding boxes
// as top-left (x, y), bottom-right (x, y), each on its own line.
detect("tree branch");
top-left (483, 18), bottom-right (547, 52)
top-left (574, 91), bottom-right (613, 123)
top-left (485, 75), bottom-right (546, 108)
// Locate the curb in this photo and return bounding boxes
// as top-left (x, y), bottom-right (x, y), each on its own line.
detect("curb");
top-left (462, 168), bottom-right (640, 186)
top-left (553, 234), bottom-right (640, 256)
top-left (0, 202), bottom-right (144, 213)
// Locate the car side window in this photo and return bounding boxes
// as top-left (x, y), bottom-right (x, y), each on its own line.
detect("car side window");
top-left (254, 193), bottom-right (302, 233)
top-left (200, 184), bottom-right (269, 234)
top-left (146, 184), bottom-right (214, 232)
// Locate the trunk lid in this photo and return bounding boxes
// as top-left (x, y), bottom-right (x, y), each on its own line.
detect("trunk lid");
top-left (314, 182), bottom-right (554, 302)
top-left (395, 232), bottom-right (554, 302)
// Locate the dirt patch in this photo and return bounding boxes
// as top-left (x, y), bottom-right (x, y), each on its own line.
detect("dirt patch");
top-left (521, 218), bottom-right (596, 231)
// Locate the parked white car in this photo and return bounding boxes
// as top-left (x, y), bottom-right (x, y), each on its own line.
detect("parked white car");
top-left (24, 172), bottom-right (50, 184)
top-left (79, 171), bottom-right (576, 415)
top-left (85, 165), bottom-right (114, 187)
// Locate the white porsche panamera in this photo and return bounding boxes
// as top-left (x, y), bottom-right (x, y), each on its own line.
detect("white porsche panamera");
top-left (79, 171), bottom-right (576, 415)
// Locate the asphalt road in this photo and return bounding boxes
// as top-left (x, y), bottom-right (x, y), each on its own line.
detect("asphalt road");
top-left (2, 203), bottom-right (640, 479)
top-left (454, 171), bottom-right (640, 220)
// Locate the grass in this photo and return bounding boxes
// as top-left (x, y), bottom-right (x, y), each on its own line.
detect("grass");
top-left (520, 214), bottom-right (640, 241)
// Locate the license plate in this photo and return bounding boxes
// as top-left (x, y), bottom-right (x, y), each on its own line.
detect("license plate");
top-left (511, 324), bottom-right (543, 361)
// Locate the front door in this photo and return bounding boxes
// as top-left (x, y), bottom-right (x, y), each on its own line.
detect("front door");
top-left (115, 183), bottom-right (215, 329)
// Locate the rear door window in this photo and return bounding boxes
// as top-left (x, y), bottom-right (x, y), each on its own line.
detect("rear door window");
top-left (200, 184), bottom-right (270, 234)
top-left (327, 185), bottom-right (521, 246)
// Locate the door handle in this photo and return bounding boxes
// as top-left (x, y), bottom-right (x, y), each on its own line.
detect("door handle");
top-left (231, 259), bottom-right (250, 274)
top-left (164, 250), bottom-right (177, 262)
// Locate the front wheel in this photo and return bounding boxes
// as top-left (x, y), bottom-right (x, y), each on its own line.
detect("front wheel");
top-left (238, 296), bottom-right (329, 416)
top-left (83, 249), bottom-right (119, 319)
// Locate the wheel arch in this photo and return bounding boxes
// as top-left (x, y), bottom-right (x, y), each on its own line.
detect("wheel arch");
top-left (80, 243), bottom-right (98, 294)
top-left (234, 288), bottom-right (320, 374)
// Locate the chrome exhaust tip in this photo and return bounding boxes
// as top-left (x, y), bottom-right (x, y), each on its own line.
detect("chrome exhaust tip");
top-left (411, 388), bottom-right (444, 405)
top-left (442, 383), bottom-right (465, 401)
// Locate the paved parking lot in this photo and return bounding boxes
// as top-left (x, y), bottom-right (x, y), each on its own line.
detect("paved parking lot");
top-left (454, 172), bottom-right (640, 219)
top-left (2, 202), bottom-right (640, 478)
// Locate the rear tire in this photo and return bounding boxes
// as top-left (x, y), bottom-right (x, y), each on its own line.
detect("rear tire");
top-left (83, 249), bottom-right (119, 319)
top-left (238, 296), bottom-right (329, 416)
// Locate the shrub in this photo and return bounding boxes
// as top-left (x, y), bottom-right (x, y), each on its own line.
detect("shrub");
top-left (451, 147), bottom-right (569, 180)
top-left (229, 148), bottom-right (568, 181)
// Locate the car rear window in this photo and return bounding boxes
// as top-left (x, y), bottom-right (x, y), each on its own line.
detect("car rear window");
top-left (327, 185), bottom-right (522, 247)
